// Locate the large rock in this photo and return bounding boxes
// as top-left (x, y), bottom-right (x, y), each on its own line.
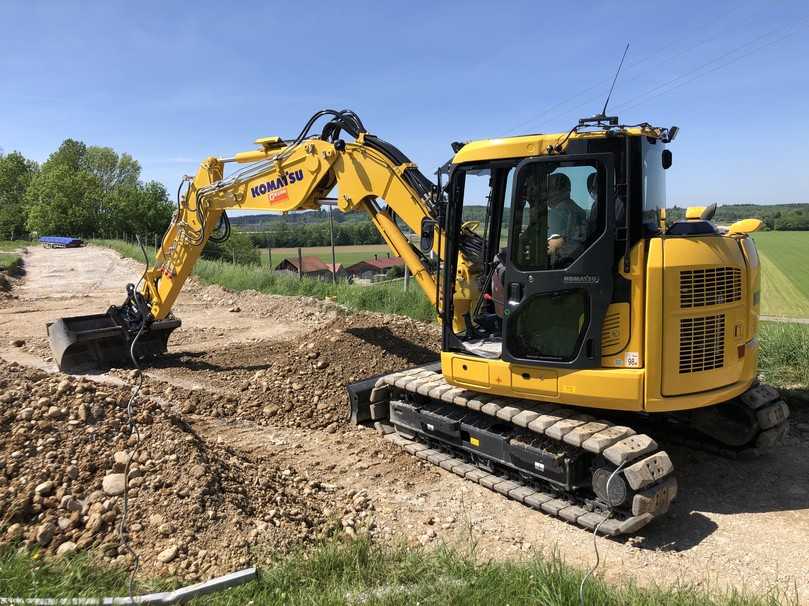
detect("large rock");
top-left (5, 523), bottom-right (23, 540)
top-left (102, 474), bottom-right (126, 496)
top-left (157, 545), bottom-right (178, 563)
top-left (36, 522), bottom-right (55, 547)
top-left (35, 480), bottom-right (54, 496)
top-left (56, 541), bottom-right (77, 557)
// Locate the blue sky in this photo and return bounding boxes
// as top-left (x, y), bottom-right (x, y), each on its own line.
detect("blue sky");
top-left (2, 1), bottom-right (808, 206)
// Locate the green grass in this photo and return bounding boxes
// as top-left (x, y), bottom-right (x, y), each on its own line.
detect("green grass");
top-left (259, 244), bottom-right (393, 267)
top-left (0, 241), bottom-right (26, 274)
top-left (0, 539), bottom-right (792, 605)
top-left (752, 232), bottom-right (809, 318)
top-left (96, 240), bottom-right (436, 322)
top-left (759, 321), bottom-right (809, 389)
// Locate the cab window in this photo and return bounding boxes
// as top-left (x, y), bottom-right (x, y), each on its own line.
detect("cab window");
top-left (510, 161), bottom-right (604, 271)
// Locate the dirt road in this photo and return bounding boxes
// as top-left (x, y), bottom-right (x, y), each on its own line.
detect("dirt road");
top-left (2, 245), bottom-right (808, 600)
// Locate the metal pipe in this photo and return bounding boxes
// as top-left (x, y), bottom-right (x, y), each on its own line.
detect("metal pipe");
top-left (0, 566), bottom-right (257, 605)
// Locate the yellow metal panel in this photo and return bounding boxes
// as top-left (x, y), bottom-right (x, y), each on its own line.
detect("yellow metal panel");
top-left (657, 236), bottom-right (755, 400)
top-left (511, 366), bottom-right (558, 397)
top-left (451, 356), bottom-right (490, 388)
top-left (452, 126), bottom-right (665, 164)
top-left (729, 218), bottom-right (764, 234)
top-left (685, 206), bottom-right (706, 220)
top-left (643, 238), bottom-right (665, 408)
top-left (441, 353), bottom-right (643, 411)
top-left (740, 236), bottom-right (761, 341)
top-left (600, 303), bottom-right (630, 357)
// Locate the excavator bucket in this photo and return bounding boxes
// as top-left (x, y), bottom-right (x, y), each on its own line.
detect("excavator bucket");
top-left (47, 312), bottom-right (181, 373)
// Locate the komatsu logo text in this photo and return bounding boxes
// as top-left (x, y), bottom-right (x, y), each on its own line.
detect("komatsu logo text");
top-left (250, 169), bottom-right (304, 205)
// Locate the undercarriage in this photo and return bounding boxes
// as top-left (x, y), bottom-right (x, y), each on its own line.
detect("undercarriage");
top-left (350, 366), bottom-right (789, 535)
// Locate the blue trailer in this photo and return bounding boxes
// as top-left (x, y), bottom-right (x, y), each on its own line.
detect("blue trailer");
top-left (39, 236), bottom-right (84, 248)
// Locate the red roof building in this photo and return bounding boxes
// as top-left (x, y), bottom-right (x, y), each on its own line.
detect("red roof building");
top-left (344, 257), bottom-right (404, 280)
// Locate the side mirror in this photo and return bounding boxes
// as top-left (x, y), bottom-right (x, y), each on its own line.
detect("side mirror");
top-left (420, 218), bottom-right (437, 252)
top-left (662, 149), bottom-right (673, 170)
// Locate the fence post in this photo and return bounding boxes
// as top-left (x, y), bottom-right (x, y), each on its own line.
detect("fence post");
top-left (403, 265), bottom-right (409, 292)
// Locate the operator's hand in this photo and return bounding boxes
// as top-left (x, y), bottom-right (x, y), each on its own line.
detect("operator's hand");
top-left (548, 234), bottom-right (564, 253)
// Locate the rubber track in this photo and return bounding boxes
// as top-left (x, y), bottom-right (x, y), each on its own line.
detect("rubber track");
top-left (650, 383), bottom-right (790, 459)
top-left (371, 368), bottom-right (678, 536)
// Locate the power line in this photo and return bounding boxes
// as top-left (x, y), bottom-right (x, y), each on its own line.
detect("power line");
top-left (502, 2), bottom-right (754, 134)
top-left (611, 16), bottom-right (809, 115)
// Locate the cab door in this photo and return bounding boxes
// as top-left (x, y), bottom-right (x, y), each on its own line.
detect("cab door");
top-left (501, 154), bottom-right (615, 368)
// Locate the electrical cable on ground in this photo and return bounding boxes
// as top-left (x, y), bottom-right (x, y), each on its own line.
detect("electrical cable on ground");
top-left (117, 235), bottom-right (151, 601)
top-left (578, 460), bottom-right (627, 606)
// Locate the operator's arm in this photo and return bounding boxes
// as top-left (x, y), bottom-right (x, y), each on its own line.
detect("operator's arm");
top-left (140, 111), bottom-right (474, 330)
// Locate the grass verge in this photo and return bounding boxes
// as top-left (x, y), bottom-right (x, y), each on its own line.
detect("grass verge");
top-left (759, 321), bottom-right (809, 390)
top-left (96, 240), bottom-right (436, 322)
top-left (0, 539), bottom-right (792, 605)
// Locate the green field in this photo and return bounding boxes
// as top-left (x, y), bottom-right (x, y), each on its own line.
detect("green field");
top-left (752, 231), bottom-right (809, 318)
top-left (259, 244), bottom-right (392, 267)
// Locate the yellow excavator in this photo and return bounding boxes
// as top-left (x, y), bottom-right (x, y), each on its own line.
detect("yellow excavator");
top-left (47, 109), bottom-right (789, 535)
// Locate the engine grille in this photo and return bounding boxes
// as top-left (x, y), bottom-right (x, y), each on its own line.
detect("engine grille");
top-left (679, 314), bottom-right (725, 374)
top-left (680, 267), bottom-right (742, 308)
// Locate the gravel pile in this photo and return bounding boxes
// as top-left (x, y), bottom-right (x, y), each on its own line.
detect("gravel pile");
top-left (165, 314), bottom-right (440, 430)
top-left (0, 361), bottom-right (368, 580)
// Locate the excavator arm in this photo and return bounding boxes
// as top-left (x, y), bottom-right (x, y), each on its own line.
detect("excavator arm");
top-left (48, 110), bottom-right (478, 372)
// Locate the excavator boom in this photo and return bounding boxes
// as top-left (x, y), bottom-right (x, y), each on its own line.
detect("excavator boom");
top-left (48, 110), bottom-right (472, 372)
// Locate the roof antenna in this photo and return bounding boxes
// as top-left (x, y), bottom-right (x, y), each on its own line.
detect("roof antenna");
top-left (580, 42), bottom-right (630, 126)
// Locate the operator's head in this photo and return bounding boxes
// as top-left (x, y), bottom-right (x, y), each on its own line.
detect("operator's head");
top-left (547, 173), bottom-right (571, 204)
top-left (587, 172), bottom-right (598, 200)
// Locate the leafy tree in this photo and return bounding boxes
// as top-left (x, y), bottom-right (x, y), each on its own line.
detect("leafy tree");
top-left (103, 180), bottom-right (173, 237)
top-left (0, 151), bottom-right (38, 238)
top-left (84, 146), bottom-right (141, 193)
top-left (42, 139), bottom-right (87, 172)
top-left (25, 166), bottom-right (101, 236)
top-left (203, 230), bottom-right (259, 265)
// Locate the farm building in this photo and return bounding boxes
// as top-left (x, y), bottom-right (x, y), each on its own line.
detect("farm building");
top-left (274, 256), bottom-right (344, 280)
top-left (344, 257), bottom-right (404, 281)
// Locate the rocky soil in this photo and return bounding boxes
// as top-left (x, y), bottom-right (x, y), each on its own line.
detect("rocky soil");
top-left (0, 361), bottom-right (373, 580)
top-left (153, 314), bottom-right (439, 431)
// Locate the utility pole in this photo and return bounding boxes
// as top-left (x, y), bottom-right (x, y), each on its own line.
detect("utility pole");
top-left (266, 233), bottom-right (272, 270)
top-left (297, 246), bottom-right (303, 281)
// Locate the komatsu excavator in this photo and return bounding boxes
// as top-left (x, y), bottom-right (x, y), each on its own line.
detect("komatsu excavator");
top-left (47, 109), bottom-right (789, 535)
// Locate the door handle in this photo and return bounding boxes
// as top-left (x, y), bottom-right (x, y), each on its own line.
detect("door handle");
top-left (508, 282), bottom-right (522, 305)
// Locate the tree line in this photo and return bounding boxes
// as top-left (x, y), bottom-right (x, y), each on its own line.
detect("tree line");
top-left (243, 221), bottom-right (384, 248)
top-left (0, 141), bottom-right (173, 240)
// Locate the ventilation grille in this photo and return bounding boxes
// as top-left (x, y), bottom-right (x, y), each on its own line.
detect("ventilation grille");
top-left (680, 267), bottom-right (741, 308)
top-left (679, 314), bottom-right (725, 373)
top-left (601, 311), bottom-right (622, 350)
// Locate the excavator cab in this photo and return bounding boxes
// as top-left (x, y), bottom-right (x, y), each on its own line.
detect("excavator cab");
top-left (440, 131), bottom-right (638, 371)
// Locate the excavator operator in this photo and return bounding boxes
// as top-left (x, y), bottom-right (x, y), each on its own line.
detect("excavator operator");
top-left (546, 172), bottom-right (589, 264)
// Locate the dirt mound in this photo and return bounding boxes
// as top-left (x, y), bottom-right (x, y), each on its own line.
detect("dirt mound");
top-left (152, 313), bottom-right (440, 430)
top-left (0, 361), bottom-right (368, 580)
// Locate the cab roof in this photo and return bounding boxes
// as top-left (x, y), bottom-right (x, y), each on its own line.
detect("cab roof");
top-left (452, 124), bottom-right (665, 164)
